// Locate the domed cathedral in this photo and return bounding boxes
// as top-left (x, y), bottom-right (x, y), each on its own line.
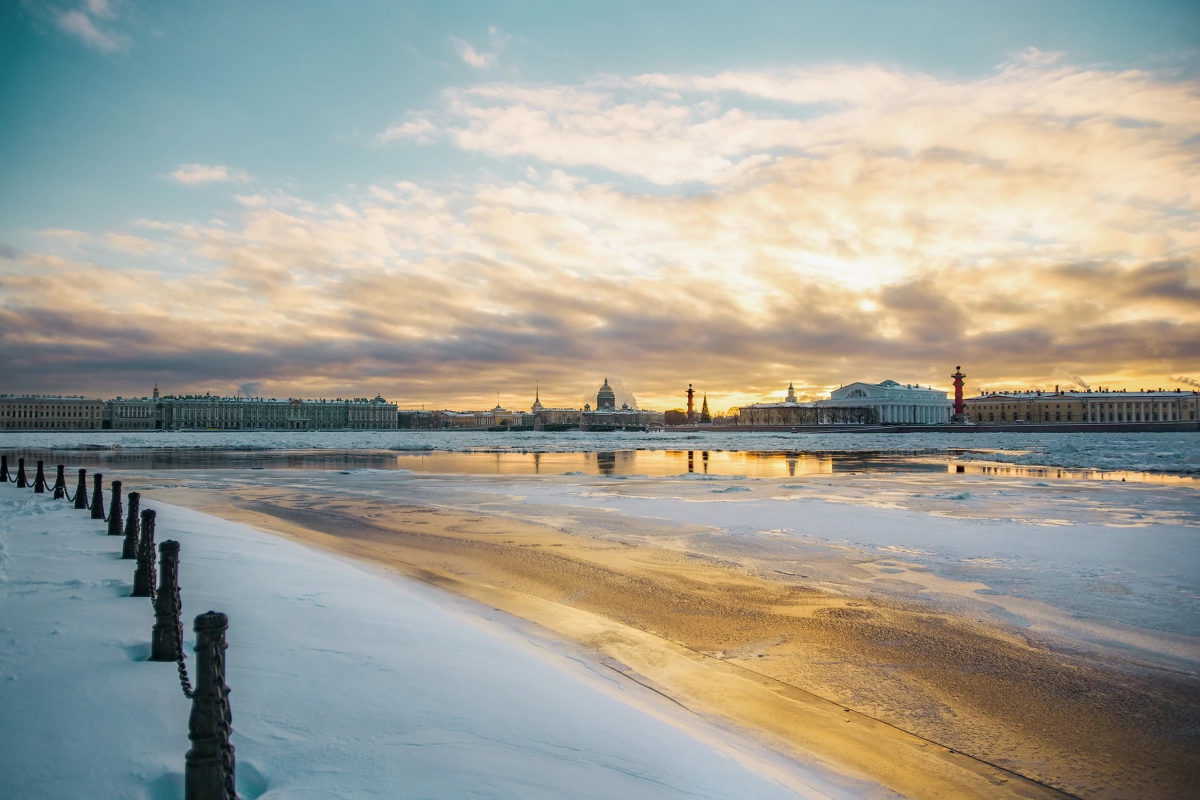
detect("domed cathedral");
top-left (579, 377), bottom-right (664, 431)
top-left (596, 378), bottom-right (617, 410)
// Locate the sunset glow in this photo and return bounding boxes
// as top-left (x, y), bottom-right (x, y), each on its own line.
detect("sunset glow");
top-left (3, 2), bottom-right (1198, 410)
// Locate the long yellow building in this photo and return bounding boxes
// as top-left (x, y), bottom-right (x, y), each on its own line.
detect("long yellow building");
top-left (964, 389), bottom-right (1200, 424)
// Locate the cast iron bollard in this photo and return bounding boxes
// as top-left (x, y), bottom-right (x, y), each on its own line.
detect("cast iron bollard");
top-left (122, 492), bottom-right (141, 559)
top-left (16, 458), bottom-right (27, 488)
top-left (151, 541), bottom-right (182, 661)
top-left (132, 509), bottom-right (157, 598)
top-left (33, 461), bottom-right (47, 493)
top-left (90, 473), bottom-right (105, 520)
top-left (53, 464), bottom-right (67, 499)
top-left (107, 480), bottom-right (124, 535)
top-left (186, 611), bottom-right (237, 800)
top-left (73, 469), bottom-right (89, 510)
top-left (0, 454), bottom-right (9, 482)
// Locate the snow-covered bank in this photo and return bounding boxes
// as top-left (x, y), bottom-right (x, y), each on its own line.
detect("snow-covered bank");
top-left (0, 484), bottom-right (865, 800)
top-left (3, 429), bottom-right (1199, 474)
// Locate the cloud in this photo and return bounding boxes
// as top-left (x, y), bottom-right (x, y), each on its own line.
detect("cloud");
top-left (170, 164), bottom-right (250, 186)
top-left (55, 3), bottom-right (130, 53)
top-left (377, 118), bottom-right (439, 144)
top-left (451, 26), bottom-right (509, 69)
top-left (0, 243), bottom-right (22, 260)
top-left (6, 55), bottom-right (1200, 405)
top-left (393, 50), bottom-right (1200, 193)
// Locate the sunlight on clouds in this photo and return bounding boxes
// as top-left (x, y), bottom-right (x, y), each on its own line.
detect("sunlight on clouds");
top-left (4, 54), bottom-right (1200, 404)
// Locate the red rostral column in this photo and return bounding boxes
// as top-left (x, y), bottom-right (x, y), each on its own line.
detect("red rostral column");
top-left (951, 366), bottom-right (966, 416)
top-left (687, 384), bottom-right (695, 423)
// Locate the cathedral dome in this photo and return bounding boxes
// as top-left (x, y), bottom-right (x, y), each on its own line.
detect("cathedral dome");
top-left (596, 378), bottom-right (617, 410)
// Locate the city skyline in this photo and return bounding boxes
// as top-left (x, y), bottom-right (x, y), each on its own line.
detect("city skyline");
top-left (3, 2), bottom-right (1199, 411)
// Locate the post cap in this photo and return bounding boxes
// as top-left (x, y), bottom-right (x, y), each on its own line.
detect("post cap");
top-left (141, 508), bottom-right (156, 521)
top-left (158, 540), bottom-right (180, 553)
top-left (194, 611), bottom-right (228, 632)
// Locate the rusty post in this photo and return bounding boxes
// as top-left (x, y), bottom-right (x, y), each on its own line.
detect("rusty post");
top-left (186, 611), bottom-right (236, 800)
top-left (132, 509), bottom-right (157, 597)
top-left (122, 492), bottom-right (141, 559)
top-left (33, 460), bottom-right (47, 493)
top-left (53, 464), bottom-right (67, 499)
top-left (74, 469), bottom-right (88, 509)
top-left (90, 473), bottom-right (105, 520)
top-left (16, 458), bottom-right (27, 488)
top-left (151, 541), bottom-right (182, 661)
top-left (107, 480), bottom-right (124, 535)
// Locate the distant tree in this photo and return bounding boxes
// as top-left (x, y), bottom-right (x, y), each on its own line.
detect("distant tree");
top-left (663, 409), bottom-right (689, 426)
top-left (699, 394), bottom-right (712, 423)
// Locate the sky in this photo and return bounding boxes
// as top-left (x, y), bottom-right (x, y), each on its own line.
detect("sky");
top-left (2, 1), bottom-right (1199, 412)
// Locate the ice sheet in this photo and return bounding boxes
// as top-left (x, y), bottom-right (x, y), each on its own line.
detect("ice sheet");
top-left (0, 484), bottom-right (866, 800)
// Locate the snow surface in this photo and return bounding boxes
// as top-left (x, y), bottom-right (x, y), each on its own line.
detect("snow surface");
top-left (5, 429), bottom-right (1200, 474)
top-left (0, 483), bottom-right (863, 800)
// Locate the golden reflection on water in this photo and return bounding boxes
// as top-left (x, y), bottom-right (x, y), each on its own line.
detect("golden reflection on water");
top-left (948, 461), bottom-right (1197, 484)
top-left (392, 449), bottom-right (839, 477)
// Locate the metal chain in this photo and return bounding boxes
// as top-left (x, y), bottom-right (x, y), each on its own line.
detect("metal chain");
top-left (174, 584), bottom-right (194, 699)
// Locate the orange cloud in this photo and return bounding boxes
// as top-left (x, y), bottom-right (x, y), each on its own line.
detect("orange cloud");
top-left (4, 54), bottom-right (1199, 406)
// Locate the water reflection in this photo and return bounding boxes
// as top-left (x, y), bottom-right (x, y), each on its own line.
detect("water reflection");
top-left (2, 445), bottom-right (1191, 483)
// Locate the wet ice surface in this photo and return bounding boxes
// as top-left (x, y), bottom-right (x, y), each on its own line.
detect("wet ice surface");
top-left (122, 464), bottom-right (1200, 670)
top-left (10, 430), bottom-right (1198, 667)
top-left (5, 429), bottom-right (1200, 474)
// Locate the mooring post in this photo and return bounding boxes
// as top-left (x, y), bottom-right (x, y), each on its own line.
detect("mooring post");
top-left (0, 455), bottom-right (9, 482)
top-left (73, 469), bottom-right (88, 510)
top-left (16, 458), bottom-right (27, 488)
top-left (90, 473), bottom-right (105, 520)
top-left (132, 509), bottom-right (157, 598)
top-left (53, 464), bottom-right (67, 499)
top-left (122, 492), bottom-right (141, 559)
top-left (107, 480), bottom-right (124, 535)
top-left (33, 460), bottom-right (47, 493)
top-left (186, 611), bottom-right (236, 800)
top-left (150, 541), bottom-right (182, 661)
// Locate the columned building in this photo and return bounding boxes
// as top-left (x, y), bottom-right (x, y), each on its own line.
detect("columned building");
top-left (157, 394), bottom-right (398, 431)
top-left (819, 380), bottom-right (952, 424)
top-left (965, 389), bottom-right (1200, 424)
top-left (0, 396), bottom-right (103, 430)
top-left (739, 380), bottom-right (951, 425)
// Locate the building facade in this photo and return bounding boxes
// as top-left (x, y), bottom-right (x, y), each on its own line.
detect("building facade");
top-left (104, 397), bottom-right (159, 429)
top-left (965, 389), bottom-right (1200, 424)
top-left (818, 380), bottom-right (951, 424)
top-left (1, 396), bottom-right (103, 430)
top-left (579, 379), bottom-right (663, 430)
top-left (739, 380), bottom-right (951, 425)
top-left (97, 393), bottom-right (401, 431)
